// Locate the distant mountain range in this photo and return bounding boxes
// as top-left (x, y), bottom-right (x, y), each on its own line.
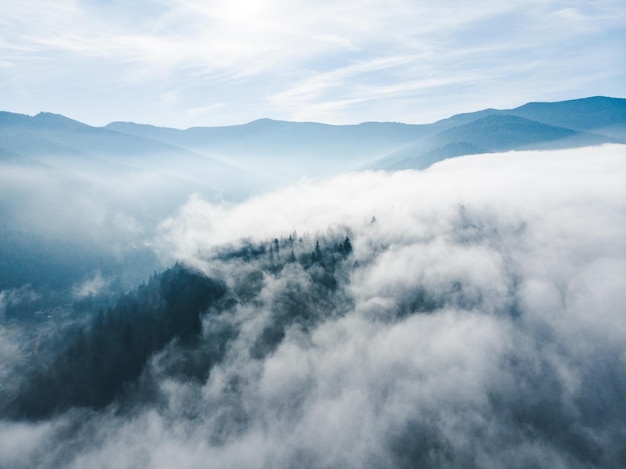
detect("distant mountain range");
top-left (369, 96), bottom-right (626, 170)
top-left (2, 96), bottom-right (625, 185)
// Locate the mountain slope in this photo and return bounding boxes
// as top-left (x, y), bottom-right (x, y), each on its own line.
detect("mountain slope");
top-left (0, 111), bottom-right (265, 199)
top-left (3, 264), bottom-right (227, 419)
top-left (370, 99), bottom-right (626, 170)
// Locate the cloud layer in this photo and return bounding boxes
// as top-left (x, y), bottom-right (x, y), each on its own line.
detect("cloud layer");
top-left (1, 145), bottom-right (625, 468)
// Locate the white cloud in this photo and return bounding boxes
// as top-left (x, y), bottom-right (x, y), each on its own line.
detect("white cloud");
top-left (71, 272), bottom-right (110, 299)
top-left (2, 145), bottom-right (625, 467)
top-left (155, 145), bottom-right (626, 264)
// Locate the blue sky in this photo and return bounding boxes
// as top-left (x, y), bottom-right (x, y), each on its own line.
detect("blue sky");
top-left (1, 0), bottom-right (624, 128)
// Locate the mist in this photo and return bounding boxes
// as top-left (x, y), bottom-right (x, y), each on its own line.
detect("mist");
top-left (0, 141), bottom-right (267, 322)
top-left (1, 145), bottom-right (625, 468)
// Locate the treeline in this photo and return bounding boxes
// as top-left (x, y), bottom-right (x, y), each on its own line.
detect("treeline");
top-left (218, 233), bottom-right (353, 271)
top-left (3, 235), bottom-right (354, 420)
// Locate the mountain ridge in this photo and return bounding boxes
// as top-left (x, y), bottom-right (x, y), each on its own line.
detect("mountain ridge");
top-left (4, 95), bottom-right (623, 133)
top-left (2, 96), bottom-right (625, 177)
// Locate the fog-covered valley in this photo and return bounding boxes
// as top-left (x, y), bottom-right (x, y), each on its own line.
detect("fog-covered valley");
top-left (1, 102), bottom-right (625, 469)
top-left (4, 0), bottom-right (626, 463)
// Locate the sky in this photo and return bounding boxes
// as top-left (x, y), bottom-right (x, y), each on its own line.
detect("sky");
top-left (1, 0), bottom-right (625, 128)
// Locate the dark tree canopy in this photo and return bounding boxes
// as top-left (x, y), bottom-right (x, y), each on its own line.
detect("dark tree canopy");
top-left (5, 265), bottom-right (226, 419)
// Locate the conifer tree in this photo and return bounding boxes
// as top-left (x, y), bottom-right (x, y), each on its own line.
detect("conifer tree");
top-left (343, 237), bottom-right (352, 255)
top-left (315, 240), bottom-right (323, 263)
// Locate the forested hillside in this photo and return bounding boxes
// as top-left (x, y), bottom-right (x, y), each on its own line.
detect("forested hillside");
top-left (2, 235), bottom-right (355, 420)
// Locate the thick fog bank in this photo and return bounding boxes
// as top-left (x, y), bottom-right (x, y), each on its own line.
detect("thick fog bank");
top-left (1, 145), bottom-right (625, 468)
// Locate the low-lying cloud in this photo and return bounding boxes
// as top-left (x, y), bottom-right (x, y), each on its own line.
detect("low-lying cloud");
top-left (1, 145), bottom-right (625, 468)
